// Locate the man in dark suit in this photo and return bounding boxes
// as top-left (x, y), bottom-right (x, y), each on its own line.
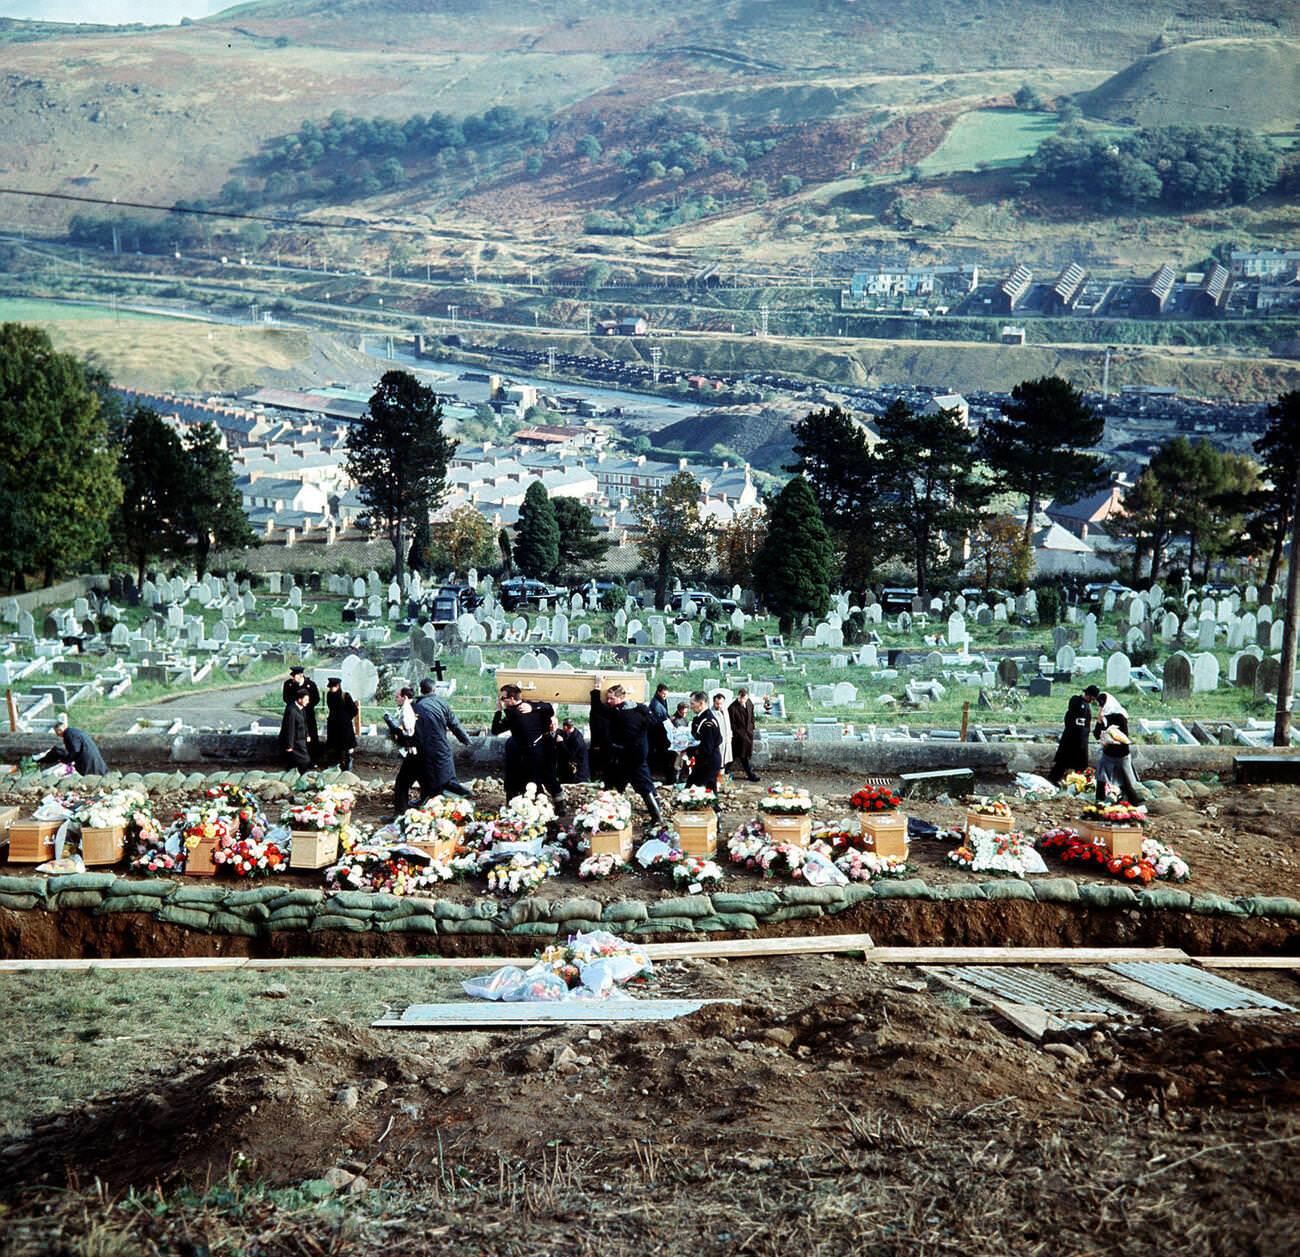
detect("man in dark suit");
top-left (280, 689), bottom-right (312, 771)
top-left (687, 691), bottom-right (722, 788)
top-left (413, 678), bottom-right (473, 800)
top-left (728, 687), bottom-right (760, 781)
top-left (50, 714), bottom-right (108, 777)
top-left (492, 683), bottom-right (563, 807)
top-left (282, 666), bottom-right (321, 763)
top-left (591, 677), bottom-right (663, 824)
top-left (555, 718), bottom-right (590, 784)
top-left (324, 676), bottom-right (359, 772)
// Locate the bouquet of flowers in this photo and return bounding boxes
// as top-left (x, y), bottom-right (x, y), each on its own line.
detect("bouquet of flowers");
top-left (948, 826), bottom-right (1046, 877)
top-left (284, 784), bottom-right (354, 832)
top-left (213, 835), bottom-right (285, 879)
top-left (578, 852), bottom-right (631, 881)
top-left (421, 794), bottom-right (475, 825)
top-left (1082, 800), bottom-right (1148, 826)
top-left (835, 848), bottom-right (910, 881)
top-left (397, 808), bottom-right (461, 850)
top-left (130, 846), bottom-right (182, 877)
top-left (673, 785), bottom-right (717, 812)
top-left (757, 783), bottom-right (814, 815)
top-left (76, 788), bottom-right (149, 831)
top-left (536, 931), bottom-right (652, 992)
top-left (1060, 768), bottom-right (1095, 796)
top-left (572, 790), bottom-right (633, 835)
top-left (178, 809), bottom-right (233, 855)
top-left (486, 852), bottom-right (558, 896)
top-left (325, 846), bottom-right (453, 895)
top-left (498, 784), bottom-right (556, 837)
top-left (810, 823), bottom-right (862, 853)
top-left (1039, 826), bottom-right (1187, 885)
top-left (967, 795), bottom-right (1012, 818)
top-left (671, 856), bottom-right (724, 893)
top-left (850, 784), bottom-right (901, 813)
top-left (725, 821), bottom-right (769, 866)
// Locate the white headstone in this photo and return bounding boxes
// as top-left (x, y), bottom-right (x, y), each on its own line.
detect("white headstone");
top-left (1056, 644), bottom-right (1076, 673)
top-left (946, 612), bottom-right (966, 646)
top-left (1197, 619), bottom-right (1216, 651)
top-left (1105, 652), bottom-right (1131, 690)
top-left (1192, 652), bottom-right (1219, 693)
top-left (675, 621), bottom-right (693, 647)
top-left (1271, 620), bottom-right (1284, 651)
top-left (282, 609), bottom-right (299, 632)
top-left (1159, 611), bottom-right (1178, 644)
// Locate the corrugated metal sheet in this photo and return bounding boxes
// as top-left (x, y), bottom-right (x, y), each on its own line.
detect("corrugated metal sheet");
top-left (1108, 964), bottom-right (1295, 1012)
top-left (929, 966), bottom-right (1126, 1015)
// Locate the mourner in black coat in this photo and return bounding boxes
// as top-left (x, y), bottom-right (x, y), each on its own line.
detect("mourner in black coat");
top-left (1048, 693), bottom-right (1092, 784)
top-left (50, 715), bottom-right (108, 776)
top-left (687, 692), bottom-right (722, 788)
top-left (492, 684), bottom-right (563, 804)
top-left (324, 677), bottom-right (359, 771)
top-left (279, 692), bottom-right (312, 770)
top-left (590, 680), bottom-right (663, 824)
top-left (282, 666), bottom-right (321, 761)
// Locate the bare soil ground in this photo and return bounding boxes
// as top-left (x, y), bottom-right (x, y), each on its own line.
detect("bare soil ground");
top-left (0, 954), bottom-right (1296, 1255)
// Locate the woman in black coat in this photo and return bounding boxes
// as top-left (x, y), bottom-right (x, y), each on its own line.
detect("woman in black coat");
top-left (1048, 693), bottom-right (1092, 784)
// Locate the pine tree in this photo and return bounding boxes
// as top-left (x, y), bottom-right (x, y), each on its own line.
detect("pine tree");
top-left (514, 480), bottom-right (560, 578)
top-left (786, 404), bottom-right (882, 594)
top-left (181, 423), bottom-right (258, 576)
top-left (876, 399), bottom-right (990, 596)
top-left (552, 495), bottom-right (606, 578)
top-left (0, 323), bottom-right (121, 589)
top-left (980, 376), bottom-right (1107, 546)
top-left (752, 477), bottom-right (834, 634)
top-left (1250, 391), bottom-right (1300, 587)
top-left (345, 370), bottom-right (454, 584)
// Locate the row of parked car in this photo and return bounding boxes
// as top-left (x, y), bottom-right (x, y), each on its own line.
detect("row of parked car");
top-left (422, 580), bottom-right (741, 624)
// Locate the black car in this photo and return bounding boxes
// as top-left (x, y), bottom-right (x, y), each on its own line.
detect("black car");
top-left (880, 587), bottom-right (919, 613)
top-left (499, 577), bottom-right (567, 611)
top-left (667, 590), bottom-right (738, 614)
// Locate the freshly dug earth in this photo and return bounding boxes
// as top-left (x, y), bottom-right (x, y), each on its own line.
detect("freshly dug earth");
top-left (0, 954), bottom-right (1296, 1255)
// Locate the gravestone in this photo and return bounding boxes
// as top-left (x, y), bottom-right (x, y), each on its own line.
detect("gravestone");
top-left (282, 609), bottom-right (299, 632)
top-left (464, 644), bottom-right (483, 671)
top-left (1230, 652), bottom-right (1259, 689)
top-left (1052, 625), bottom-right (1070, 651)
top-left (831, 681), bottom-right (858, 705)
top-left (1255, 656), bottom-right (1281, 699)
top-left (897, 612), bottom-right (912, 634)
top-left (1, 598), bottom-right (18, 624)
top-left (730, 609), bottom-right (746, 632)
top-left (993, 604), bottom-right (1007, 624)
top-left (650, 619), bottom-right (667, 647)
top-left (1105, 652), bottom-right (1131, 690)
top-left (1056, 644), bottom-right (1076, 673)
top-left (996, 658), bottom-right (1019, 687)
top-left (947, 613), bottom-right (966, 646)
top-left (1197, 619), bottom-right (1216, 651)
top-left (367, 595), bottom-right (382, 620)
top-left (1028, 676), bottom-right (1052, 698)
top-left (1082, 614), bottom-right (1098, 652)
top-left (212, 620), bottom-right (230, 644)
top-left (1227, 618), bottom-right (1246, 651)
top-left (552, 613), bottom-right (570, 644)
top-left (1102, 590), bottom-right (1116, 613)
top-left (576, 624), bottom-right (592, 643)
top-left (856, 644), bottom-right (879, 667)
top-left (976, 607), bottom-right (992, 627)
top-left (1192, 652), bottom-right (1219, 693)
top-left (1245, 584), bottom-right (1258, 605)
top-left (300, 626), bottom-right (316, 646)
top-left (675, 621), bottom-right (693, 647)
top-left (1128, 597), bottom-right (1146, 627)
top-left (1160, 612), bottom-right (1178, 645)
top-left (626, 618), bottom-right (644, 642)
top-left (1162, 652), bottom-right (1192, 702)
top-left (110, 622), bottom-right (130, 648)
top-left (288, 585), bottom-right (303, 610)
top-left (352, 578), bottom-right (366, 599)
top-left (1258, 604), bottom-right (1272, 624)
top-left (1125, 627), bottom-right (1145, 654)
top-left (1271, 620), bottom-right (1284, 651)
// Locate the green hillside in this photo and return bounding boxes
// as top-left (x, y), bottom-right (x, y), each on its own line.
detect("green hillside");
top-left (1081, 38), bottom-right (1300, 131)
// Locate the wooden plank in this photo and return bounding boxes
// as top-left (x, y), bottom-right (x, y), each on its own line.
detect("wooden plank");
top-left (860, 946), bottom-right (1189, 965)
top-left (640, 933), bottom-right (875, 960)
top-left (1194, 956), bottom-right (1300, 970)
top-left (494, 669), bottom-right (647, 705)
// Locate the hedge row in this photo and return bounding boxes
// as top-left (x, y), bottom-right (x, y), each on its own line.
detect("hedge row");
top-left (0, 872), bottom-right (1297, 939)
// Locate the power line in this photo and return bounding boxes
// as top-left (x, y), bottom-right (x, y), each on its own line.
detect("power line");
top-left (0, 185), bottom-right (403, 233)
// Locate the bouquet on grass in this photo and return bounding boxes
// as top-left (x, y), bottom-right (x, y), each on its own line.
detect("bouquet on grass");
top-left (673, 785), bottom-right (717, 812)
top-left (572, 790), bottom-right (633, 835)
top-left (671, 856), bottom-right (724, 893)
top-left (486, 851), bottom-right (560, 896)
top-left (397, 809), bottom-right (461, 851)
top-left (536, 931), bottom-right (652, 994)
top-left (130, 846), bottom-right (182, 877)
top-left (967, 794), bottom-right (1012, 818)
top-left (757, 783), bottom-right (813, 815)
top-left (850, 784), bottom-right (901, 813)
top-left (1060, 768), bottom-right (1095, 796)
top-left (498, 783), bottom-right (556, 837)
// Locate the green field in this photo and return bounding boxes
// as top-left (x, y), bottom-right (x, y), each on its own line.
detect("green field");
top-left (0, 297), bottom-right (163, 324)
top-left (917, 109), bottom-right (1064, 175)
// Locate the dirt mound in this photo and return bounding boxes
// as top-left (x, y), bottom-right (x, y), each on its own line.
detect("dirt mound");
top-left (1081, 37), bottom-right (1300, 130)
top-left (0, 1027), bottom-right (437, 1194)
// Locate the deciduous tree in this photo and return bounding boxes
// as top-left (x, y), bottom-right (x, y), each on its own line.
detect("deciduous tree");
top-left (968, 514), bottom-right (1034, 592)
top-left (345, 370), bottom-right (454, 585)
top-left (429, 505), bottom-right (497, 574)
top-left (635, 472), bottom-right (714, 609)
top-left (752, 478), bottom-right (834, 635)
top-left (717, 508), bottom-right (767, 589)
top-left (113, 406), bottom-right (191, 588)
